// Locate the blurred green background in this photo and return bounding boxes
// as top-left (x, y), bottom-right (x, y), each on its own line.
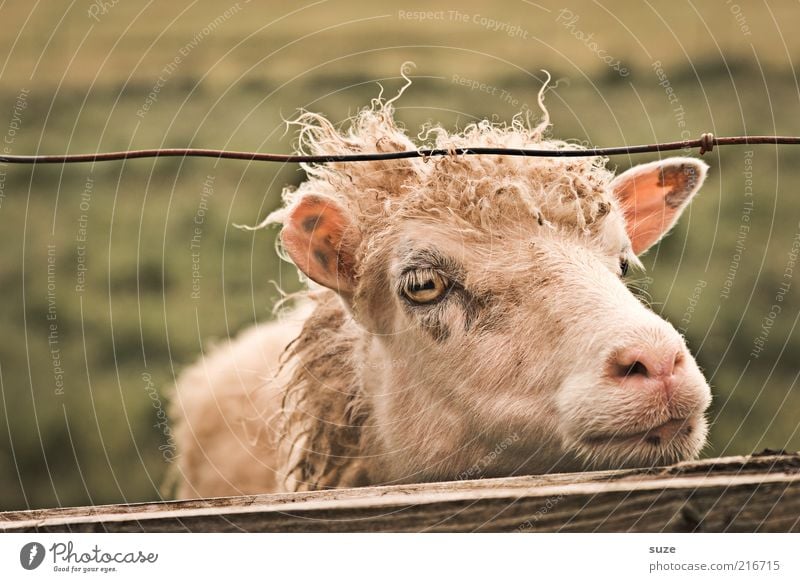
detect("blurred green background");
top-left (1, 0), bottom-right (799, 510)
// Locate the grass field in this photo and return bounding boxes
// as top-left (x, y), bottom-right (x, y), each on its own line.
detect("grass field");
top-left (1, 0), bottom-right (799, 510)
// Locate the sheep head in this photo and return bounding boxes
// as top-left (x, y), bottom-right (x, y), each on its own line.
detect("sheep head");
top-left (272, 103), bottom-right (712, 483)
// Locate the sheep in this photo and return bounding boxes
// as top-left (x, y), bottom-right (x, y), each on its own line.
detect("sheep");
top-left (169, 88), bottom-right (712, 499)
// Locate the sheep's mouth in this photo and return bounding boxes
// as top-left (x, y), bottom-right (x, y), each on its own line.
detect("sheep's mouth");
top-left (581, 417), bottom-right (692, 448)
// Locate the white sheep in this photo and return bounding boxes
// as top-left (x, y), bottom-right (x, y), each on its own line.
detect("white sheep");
top-left (169, 92), bottom-right (712, 498)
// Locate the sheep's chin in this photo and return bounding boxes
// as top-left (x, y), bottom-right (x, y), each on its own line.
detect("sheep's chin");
top-left (569, 413), bottom-right (708, 470)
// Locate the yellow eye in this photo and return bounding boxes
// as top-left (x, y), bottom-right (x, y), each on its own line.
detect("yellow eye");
top-left (402, 269), bottom-right (449, 304)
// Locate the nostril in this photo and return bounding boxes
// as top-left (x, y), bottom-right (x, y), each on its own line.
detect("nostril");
top-left (607, 344), bottom-right (685, 383)
top-left (608, 354), bottom-right (650, 380)
top-left (624, 360), bottom-right (649, 378)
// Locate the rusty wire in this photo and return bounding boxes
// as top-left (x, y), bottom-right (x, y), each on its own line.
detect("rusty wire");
top-left (1, 133), bottom-right (799, 165)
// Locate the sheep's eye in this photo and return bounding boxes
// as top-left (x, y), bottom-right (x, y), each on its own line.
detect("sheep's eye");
top-left (620, 258), bottom-right (630, 277)
top-left (401, 269), bottom-right (449, 304)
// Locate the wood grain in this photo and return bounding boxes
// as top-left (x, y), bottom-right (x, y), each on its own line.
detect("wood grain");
top-left (2, 453), bottom-right (798, 532)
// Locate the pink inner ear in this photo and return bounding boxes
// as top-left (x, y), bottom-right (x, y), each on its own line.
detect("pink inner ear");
top-left (612, 161), bottom-right (704, 254)
top-left (281, 196), bottom-right (358, 294)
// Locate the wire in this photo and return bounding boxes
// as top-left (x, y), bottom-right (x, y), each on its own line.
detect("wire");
top-left (1, 133), bottom-right (799, 165)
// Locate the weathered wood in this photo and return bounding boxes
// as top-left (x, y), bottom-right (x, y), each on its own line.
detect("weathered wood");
top-left (1, 453), bottom-right (798, 532)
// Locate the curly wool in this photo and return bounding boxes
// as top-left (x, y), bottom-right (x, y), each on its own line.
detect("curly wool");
top-left (278, 292), bottom-right (372, 491)
top-left (271, 93), bottom-right (621, 490)
top-left (269, 104), bottom-right (616, 237)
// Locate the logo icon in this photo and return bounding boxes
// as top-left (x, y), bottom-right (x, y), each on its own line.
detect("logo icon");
top-left (19, 542), bottom-right (46, 570)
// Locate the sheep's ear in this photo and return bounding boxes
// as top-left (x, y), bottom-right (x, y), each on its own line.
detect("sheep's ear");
top-left (280, 195), bottom-right (360, 296)
top-left (610, 158), bottom-right (708, 255)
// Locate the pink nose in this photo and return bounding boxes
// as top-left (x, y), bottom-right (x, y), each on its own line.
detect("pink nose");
top-left (607, 344), bottom-right (684, 394)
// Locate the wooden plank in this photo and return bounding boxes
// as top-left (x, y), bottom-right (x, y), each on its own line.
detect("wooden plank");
top-left (1, 453), bottom-right (798, 533)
